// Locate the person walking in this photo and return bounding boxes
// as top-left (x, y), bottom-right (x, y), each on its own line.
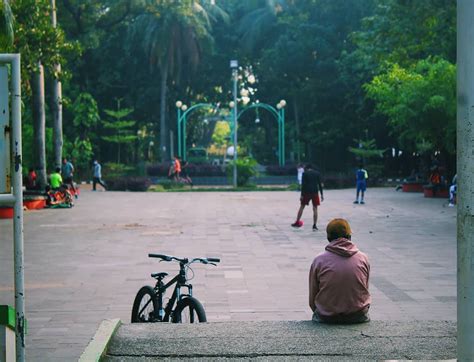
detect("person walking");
top-left (61, 157), bottom-right (77, 198)
top-left (309, 218), bottom-right (371, 324)
top-left (181, 161), bottom-right (193, 186)
top-left (92, 160), bottom-right (107, 191)
top-left (354, 164), bottom-right (368, 204)
top-left (174, 157), bottom-right (182, 181)
top-left (291, 164), bottom-right (324, 231)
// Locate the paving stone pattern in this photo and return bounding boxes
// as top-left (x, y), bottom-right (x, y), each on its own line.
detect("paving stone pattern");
top-left (0, 188), bottom-right (456, 361)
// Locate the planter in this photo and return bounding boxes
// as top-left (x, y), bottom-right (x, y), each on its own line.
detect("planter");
top-left (0, 208), bottom-right (13, 219)
top-left (24, 199), bottom-right (46, 210)
top-left (423, 185), bottom-right (449, 198)
top-left (402, 182), bottom-right (425, 193)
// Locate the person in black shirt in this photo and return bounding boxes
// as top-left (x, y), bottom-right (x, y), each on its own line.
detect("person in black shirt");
top-left (291, 164), bottom-right (324, 230)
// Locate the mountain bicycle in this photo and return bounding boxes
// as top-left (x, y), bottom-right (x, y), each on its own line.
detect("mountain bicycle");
top-left (131, 253), bottom-right (220, 323)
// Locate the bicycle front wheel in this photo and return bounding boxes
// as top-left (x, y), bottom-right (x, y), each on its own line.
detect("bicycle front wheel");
top-left (131, 286), bottom-right (158, 323)
top-left (173, 297), bottom-right (207, 323)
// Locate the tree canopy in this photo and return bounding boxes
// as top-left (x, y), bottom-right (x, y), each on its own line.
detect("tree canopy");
top-left (2, 0), bottom-right (456, 178)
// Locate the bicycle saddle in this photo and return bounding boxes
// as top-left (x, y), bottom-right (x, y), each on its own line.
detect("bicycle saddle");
top-left (151, 272), bottom-right (168, 279)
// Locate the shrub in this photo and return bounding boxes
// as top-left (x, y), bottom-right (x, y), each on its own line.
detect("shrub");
top-left (159, 180), bottom-right (186, 190)
top-left (107, 177), bottom-right (151, 191)
top-left (104, 163), bottom-right (136, 178)
top-left (265, 164), bottom-right (298, 176)
top-left (226, 157), bottom-right (258, 186)
top-left (146, 163), bottom-right (170, 177)
top-left (147, 163), bottom-right (225, 177)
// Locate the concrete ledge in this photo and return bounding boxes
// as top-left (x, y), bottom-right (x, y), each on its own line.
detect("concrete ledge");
top-left (104, 320), bottom-right (456, 361)
top-left (80, 318), bottom-right (121, 362)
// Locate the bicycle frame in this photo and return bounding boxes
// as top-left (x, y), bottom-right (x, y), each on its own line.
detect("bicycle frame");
top-left (154, 261), bottom-right (193, 322)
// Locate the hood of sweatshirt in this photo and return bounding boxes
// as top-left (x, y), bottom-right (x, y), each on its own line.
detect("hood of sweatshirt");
top-left (325, 237), bottom-right (359, 257)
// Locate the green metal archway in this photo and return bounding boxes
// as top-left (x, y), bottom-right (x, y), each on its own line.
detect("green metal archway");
top-left (236, 103), bottom-right (285, 166)
top-left (176, 101), bottom-right (286, 165)
top-left (176, 102), bottom-right (216, 161)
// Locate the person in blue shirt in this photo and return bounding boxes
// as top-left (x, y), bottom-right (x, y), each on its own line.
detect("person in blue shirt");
top-left (92, 160), bottom-right (107, 191)
top-left (354, 164), bottom-right (368, 204)
top-left (61, 157), bottom-right (77, 197)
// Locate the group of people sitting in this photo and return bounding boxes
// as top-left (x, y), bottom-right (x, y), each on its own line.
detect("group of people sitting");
top-left (25, 158), bottom-right (78, 207)
top-left (429, 166), bottom-right (457, 205)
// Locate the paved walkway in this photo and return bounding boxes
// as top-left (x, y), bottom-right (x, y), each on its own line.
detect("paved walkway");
top-left (0, 188), bottom-right (456, 361)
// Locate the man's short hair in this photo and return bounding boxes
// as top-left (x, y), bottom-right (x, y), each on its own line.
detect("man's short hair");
top-left (326, 218), bottom-right (352, 241)
top-left (305, 163), bottom-right (313, 170)
top-left (55, 167), bottom-right (61, 173)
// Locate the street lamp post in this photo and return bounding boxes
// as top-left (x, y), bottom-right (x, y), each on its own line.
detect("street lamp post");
top-left (230, 60), bottom-right (238, 188)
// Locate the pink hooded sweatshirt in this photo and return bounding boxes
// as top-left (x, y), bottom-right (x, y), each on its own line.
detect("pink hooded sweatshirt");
top-left (309, 238), bottom-right (371, 317)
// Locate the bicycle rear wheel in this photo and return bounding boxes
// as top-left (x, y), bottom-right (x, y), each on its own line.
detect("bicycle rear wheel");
top-left (131, 286), bottom-right (158, 323)
top-left (173, 297), bottom-right (207, 323)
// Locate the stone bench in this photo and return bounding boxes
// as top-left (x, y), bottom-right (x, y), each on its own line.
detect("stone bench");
top-left (85, 320), bottom-right (457, 361)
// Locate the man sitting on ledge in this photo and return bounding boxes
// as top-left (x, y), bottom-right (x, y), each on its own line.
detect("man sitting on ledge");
top-left (309, 218), bottom-right (371, 324)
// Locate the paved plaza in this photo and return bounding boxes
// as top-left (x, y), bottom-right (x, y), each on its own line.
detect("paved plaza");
top-left (0, 187), bottom-right (456, 361)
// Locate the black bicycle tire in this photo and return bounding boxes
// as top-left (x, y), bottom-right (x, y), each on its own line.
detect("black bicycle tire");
top-left (173, 296), bottom-right (207, 323)
top-left (131, 285), bottom-right (158, 323)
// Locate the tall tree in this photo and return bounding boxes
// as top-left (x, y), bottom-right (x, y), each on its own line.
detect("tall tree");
top-left (102, 100), bottom-right (137, 163)
top-left (12, 0), bottom-right (76, 188)
top-left (130, 0), bottom-right (216, 161)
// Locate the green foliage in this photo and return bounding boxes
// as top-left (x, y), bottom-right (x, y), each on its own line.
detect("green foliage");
top-left (226, 157), bottom-right (258, 187)
top-left (11, 0), bottom-right (456, 177)
top-left (352, 0), bottom-right (456, 66)
top-left (11, 0), bottom-right (79, 80)
top-left (365, 58), bottom-right (456, 154)
top-left (71, 93), bottom-right (100, 130)
top-left (102, 162), bottom-right (135, 178)
top-left (348, 139), bottom-right (386, 159)
top-left (64, 93), bottom-right (100, 178)
top-left (102, 103), bottom-right (137, 163)
top-left (0, 0), bottom-right (14, 50)
top-left (211, 121), bottom-right (230, 148)
top-left (63, 137), bottom-right (94, 179)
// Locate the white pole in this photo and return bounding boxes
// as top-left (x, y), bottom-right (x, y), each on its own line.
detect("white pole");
top-left (11, 54), bottom-right (25, 362)
top-left (232, 69), bottom-right (238, 188)
top-left (457, 1), bottom-right (474, 360)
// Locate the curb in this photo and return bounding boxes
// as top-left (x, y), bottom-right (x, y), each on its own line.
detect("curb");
top-left (79, 318), bottom-right (121, 362)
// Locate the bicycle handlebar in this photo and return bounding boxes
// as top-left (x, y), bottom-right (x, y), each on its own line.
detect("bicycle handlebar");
top-left (148, 253), bottom-right (220, 265)
top-left (148, 253), bottom-right (173, 261)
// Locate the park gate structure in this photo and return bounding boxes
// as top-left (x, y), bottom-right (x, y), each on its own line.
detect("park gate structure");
top-left (176, 101), bottom-right (286, 166)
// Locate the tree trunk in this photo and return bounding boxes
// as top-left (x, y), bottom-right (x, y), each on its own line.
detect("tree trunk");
top-left (159, 57), bottom-right (169, 162)
top-left (32, 62), bottom-right (47, 189)
top-left (51, 0), bottom-right (63, 168)
top-left (293, 95), bottom-right (301, 163)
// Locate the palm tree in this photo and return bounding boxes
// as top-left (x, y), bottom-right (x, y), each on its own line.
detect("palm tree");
top-left (0, 0), bottom-right (14, 50)
top-left (130, 0), bottom-right (226, 161)
top-left (237, 0), bottom-right (286, 52)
